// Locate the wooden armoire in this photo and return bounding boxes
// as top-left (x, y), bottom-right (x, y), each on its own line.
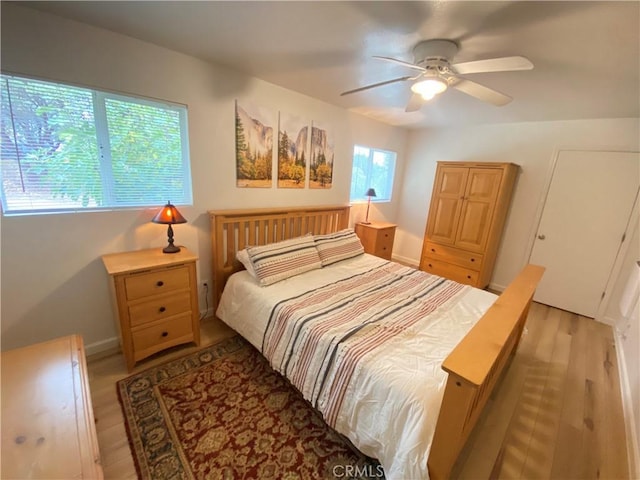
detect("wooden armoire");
top-left (419, 161), bottom-right (518, 288)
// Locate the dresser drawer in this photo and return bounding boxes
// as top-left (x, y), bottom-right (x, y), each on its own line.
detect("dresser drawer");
top-left (423, 241), bottom-right (483, 271)
top-left (128, 291), bottom-right (192, 328)
top-left (421, 257), bottom-right (479, 286)
top-left (125, 266), bottom-right (190, 301)
top-left (132, 313), bottom-right (194, 359)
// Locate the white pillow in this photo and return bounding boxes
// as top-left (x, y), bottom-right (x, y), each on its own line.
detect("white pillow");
top-left (236, 248), bottom-right (257, 279)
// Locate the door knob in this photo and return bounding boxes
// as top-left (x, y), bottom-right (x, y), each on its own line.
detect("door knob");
top-left (537, 234), bottom-right (546, 240)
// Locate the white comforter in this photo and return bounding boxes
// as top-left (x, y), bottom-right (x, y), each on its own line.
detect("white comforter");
top-left (216, 254), bottom-right (497, 480)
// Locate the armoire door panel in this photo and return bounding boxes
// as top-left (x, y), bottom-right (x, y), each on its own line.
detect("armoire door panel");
top-left (455, 168), bottom-right (503, 251)
top-left (425, 167), bottom-right (468, 244)
top-left (439, 167), bottom-right (468, 195)
top-left (455, 201), bottom-right (493, 251)
top-left (465, 168), bottom-right (502, 201)
top-left (430, 198), bottom-right (462, 244)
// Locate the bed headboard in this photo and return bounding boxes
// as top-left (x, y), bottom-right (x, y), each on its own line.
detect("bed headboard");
top-left (208, 205), bottom-right (351, 310)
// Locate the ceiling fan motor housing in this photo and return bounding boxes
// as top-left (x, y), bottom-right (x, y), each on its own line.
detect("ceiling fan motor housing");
top-left (413, 39), bottom-right (459, 65)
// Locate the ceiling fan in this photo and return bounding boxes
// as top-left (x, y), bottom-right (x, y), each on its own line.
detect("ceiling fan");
top-left (341, 39), bottom-right (533, 112)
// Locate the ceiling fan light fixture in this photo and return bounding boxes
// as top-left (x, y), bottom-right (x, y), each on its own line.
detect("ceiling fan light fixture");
top-left (411, 78), bottom-right (448, 101)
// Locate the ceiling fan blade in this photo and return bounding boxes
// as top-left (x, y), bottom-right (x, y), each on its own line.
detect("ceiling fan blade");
top-left (340, 76), bottom-right (411, 96)
top-left (405, 93), bottom-right (424, 112)
top-left (373, 56), bottom-right (426, 72)
top-left (452, 56), bottom-right (534, 75)
top-left (452, 78), bottom-right (512, 106)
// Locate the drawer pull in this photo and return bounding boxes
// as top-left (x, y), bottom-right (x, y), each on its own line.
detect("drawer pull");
top-left (382, 247), bottom-right (387, 250)
top-left (431, 248), bottom-right (435, 252)
top-left (384, 234), bottom-right (389, 237)
top-left (161, 331), bottom-right (168, 337)
top-left (156, 281), bottom-right (164, 287)
top-left (467, 275), bottom-right (472, 279)
top-left (470, 258), bottom-right (475, 262)
top-left (428, 264), bottom-right (433, 268)
top-left (159, 306), bottom-right (166, 313)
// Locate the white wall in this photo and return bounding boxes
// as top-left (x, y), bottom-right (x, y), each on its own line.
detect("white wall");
top-left (394, 118), bottom-right (640, 289)
top-left (0, 4), bottom-right (408, 352)
top-left (605, 222), bottom-right (640, 477)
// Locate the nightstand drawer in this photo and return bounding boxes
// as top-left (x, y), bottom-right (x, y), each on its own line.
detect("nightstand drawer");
top-left (421, 258), bottom-right (479, 286)
top-left (128, 291), bottom-right (192, 328)
top-left (132, 313), bottom-right (194, 359)
top-left (125, 266), bottom-right (190, 300)
top-left (423, 241), bottom-right (483, 271)
top-left (374, 229), bottom-right (395, 259)
top-left (354, 222), bottom-right (396, 261)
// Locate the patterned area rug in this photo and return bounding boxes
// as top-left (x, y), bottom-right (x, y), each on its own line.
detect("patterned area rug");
top-left (117, 336), bottom-right (384, 479)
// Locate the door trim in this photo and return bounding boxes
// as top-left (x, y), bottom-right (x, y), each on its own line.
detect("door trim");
top-left (596, 191), bottom-right (639, 323)
top-left (526, 147), bottom-right (640, 321)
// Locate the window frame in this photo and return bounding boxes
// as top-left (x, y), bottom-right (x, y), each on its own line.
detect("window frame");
top-left (0, 73), bottom-right (193, 216)
top-left (349, 144), bottom-right (397, 204)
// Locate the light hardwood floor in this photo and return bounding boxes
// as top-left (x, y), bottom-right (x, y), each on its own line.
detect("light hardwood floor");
top-left (87, 303), bottom-right (630, 479)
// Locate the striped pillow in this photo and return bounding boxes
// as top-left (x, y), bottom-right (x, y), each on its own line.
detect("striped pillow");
top-left (314, 229), bottom-right (364, 266)
top-left (247, 235), bottom-right (322, 286)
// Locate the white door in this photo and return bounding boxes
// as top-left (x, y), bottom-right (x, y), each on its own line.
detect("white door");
top-left (529, 150), bottom-right (639, 317)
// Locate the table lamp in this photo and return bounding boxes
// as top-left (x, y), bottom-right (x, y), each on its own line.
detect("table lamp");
top-left (363, 188), bottom-right (376, 224)
top-left (152, 201), bottom-right (187, 253)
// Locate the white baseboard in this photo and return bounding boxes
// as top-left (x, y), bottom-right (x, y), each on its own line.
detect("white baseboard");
top-left (85, 336), bottom-right (120, 357)
top-left (391, 254), bottom-right (419, 268)
top-left (614, 329), bottom-right (640, 479)
top-left (488, 282), bottom-right (507, 293)
top-left (85, 309), bottom-right (214, 359)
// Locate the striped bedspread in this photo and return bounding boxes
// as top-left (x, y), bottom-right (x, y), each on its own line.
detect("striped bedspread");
top-left (261, 261), bottom-right (465, 429)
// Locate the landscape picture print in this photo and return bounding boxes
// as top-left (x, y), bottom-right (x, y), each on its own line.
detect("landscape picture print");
top-left (235, 100), bottom-right (274, 188)
top-left (309, 121), bottom-right (334, 189)
top-left (277, 112), bottom-right (308, 188)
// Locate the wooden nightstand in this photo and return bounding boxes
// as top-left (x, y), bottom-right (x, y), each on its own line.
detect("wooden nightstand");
top-left (102, 247), bottom-right (200, 371)
top-left (354, 222), bottom-right (396, 260)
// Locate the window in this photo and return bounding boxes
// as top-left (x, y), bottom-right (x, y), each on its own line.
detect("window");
top-left (349, 145), bottom-right (396, 203)
top-left (0, 74), bottom-right (192, 214)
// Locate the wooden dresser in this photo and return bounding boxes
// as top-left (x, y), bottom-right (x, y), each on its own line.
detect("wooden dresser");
top-left (355, 222), bottom-right (396, 260)
top-left (419, 162), bottom-right (518, 288)
top-left (1, 335), bottom-right (103, 479)
top-left (102, 247), bottom-right (200, 371)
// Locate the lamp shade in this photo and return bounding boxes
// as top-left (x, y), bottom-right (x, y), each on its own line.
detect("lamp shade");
top-left (365, 188), bottom-right (377, 198)
top-left (152, 201), bottom-right (187, 254)
top-left (152, 201), bottom-right (187, 225)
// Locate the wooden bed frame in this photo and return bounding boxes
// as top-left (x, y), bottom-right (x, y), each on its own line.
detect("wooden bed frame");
top-left (209, 205), bottom-right (544, 480)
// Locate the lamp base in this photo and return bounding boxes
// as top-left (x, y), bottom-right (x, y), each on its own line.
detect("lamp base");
top-left (162, 223), bottom-right (181, 254)
top-left (162, 244), bottom-right (181, 254)
top-left (360, 221), bottom-right (371, 225)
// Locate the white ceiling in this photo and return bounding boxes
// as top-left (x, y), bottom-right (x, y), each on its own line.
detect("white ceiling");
top-left (23, 1), bottom-right (640, 129)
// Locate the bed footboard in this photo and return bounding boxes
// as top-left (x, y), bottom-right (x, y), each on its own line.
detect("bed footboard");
top-left (428, 264), bottom-right (545, 480)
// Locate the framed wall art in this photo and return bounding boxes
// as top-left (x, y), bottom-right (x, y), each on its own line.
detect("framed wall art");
top-left (235, 100), bottom-right (274, 188)
top-left (277, 112), bottom-right (309, 188)
top-left (309, 120), bottom-right (334, 189)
